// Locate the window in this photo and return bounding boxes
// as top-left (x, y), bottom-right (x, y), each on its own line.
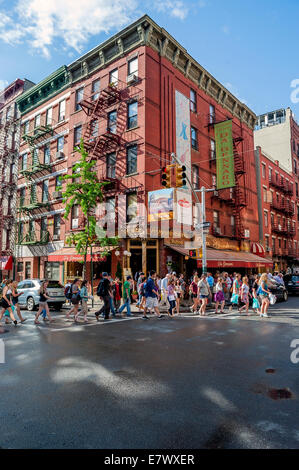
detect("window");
top-left (23, 120), bottom-right (29, 135)
top-left (209, 104), bottom-right (215, 123)
top-left (191, 127), bottom-right (198, 150)
top-left (55, 175), bottom-right (62, 189)
top-left (127, 193), bottom-right (137, 223)
top-left (262, 164), bottom-right (266, 178)
top-left (22, 153), bottom-right (28, 170)
top-left (294, 159), bottom-right (297, 174)
top-left (269, 167), bottom-right (272, 181)
top-left (263, 187), bottom-right (267, 203)
top-left (128, 57), bottom-right (138, 76)
top-left (57, 136), bottom-right (64, 151)
top-left (192, 165), bottom-right (199, 189)
top-left (272, 237), bottom-right (275, 251)
top-left (54, 215), bottom-right (61, 237)
top-left (58, 100), bottom-right (65, 121)
top-left (42, 180), bottom-right (49, 202)
top-left (92, 79), bottom-right (100, 101)
top-left (46, 108), bottom-right (52, 125)
top-left (34, 114), bottom-right (40, 128)
top-left (106, 197), bottom-right (116, 225)
top-left (74, 125), bottom-right (82, 146)
top-left (71, 204), bottom-right (79, 229)
top-left (108, 110), bottom-right (117, 134)
top-left (44, 144), bottom-right (50, 165)
top-left (19, 188), bottom-right (26, 207)
top-left (90, 119), bottom-right (98, 138)
top-left (210, 139), bottom-right (216, 160)
top-left (190, 89), bottom-right (197, 113)
top-left (270, 213), bottom-right (274, 226)
top-left (25, 261), bottom-right (31, 279)
top-left (109, 68), bottom-right (118, 86)
top-left (30, 183), bottom-right (36, 203)
top-left (213, 211), bottom-right (220, 230)
top-left (265, 236), bottom-right (270, 251)
top-left (264, 210), bottom-right (268, 228)
top-left (126, 144), bottom-right (137, 175)
top-left (127, 101), bottom-right (138, 129)
top-left (107, 152), bottom-right (116, 179)
top-left (231, 216), bottom-right (236, 236)
top-left (32, 148), bottom-right (39, 166)
top-left (41, 217), bottom-right (47, 235)
top-left (75, 87), bottom-right (84, 111)
top-left (296, 182), bottom-right (299, 197)
top-left (17, 262), bottom-right (23, 273)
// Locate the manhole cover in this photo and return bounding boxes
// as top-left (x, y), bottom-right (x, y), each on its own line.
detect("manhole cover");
top-left (265, 368), bottom-right (276, 374)
top-left (267, 388), bottom-right (293, 400)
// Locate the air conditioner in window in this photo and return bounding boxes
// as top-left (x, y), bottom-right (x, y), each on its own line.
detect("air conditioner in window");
top-left (53, 234), bottom-right (60, 240)
top-left (126, 73), bottom-right (138, 85)
top-left (56, 151), bottom-right (64, 160)
top-left (72, 218), bottom-right (78, 229)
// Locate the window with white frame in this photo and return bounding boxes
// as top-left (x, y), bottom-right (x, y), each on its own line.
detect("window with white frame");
top-left (128, 57), bottom-right (138, 76)
top-left (109, 68), bottom-right (118, 86)
top-left (58, 100), bottom-right (65, 121)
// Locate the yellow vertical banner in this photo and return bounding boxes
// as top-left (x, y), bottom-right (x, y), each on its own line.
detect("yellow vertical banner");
top-left (215, 120), bottom-right (235, 189)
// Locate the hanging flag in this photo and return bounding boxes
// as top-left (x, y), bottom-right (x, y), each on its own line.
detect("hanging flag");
top-left (215, 120), bottom-right (235, 189)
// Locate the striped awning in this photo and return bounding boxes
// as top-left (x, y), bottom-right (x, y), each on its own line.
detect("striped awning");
top-left (251, 242), bottom-right (265, 257)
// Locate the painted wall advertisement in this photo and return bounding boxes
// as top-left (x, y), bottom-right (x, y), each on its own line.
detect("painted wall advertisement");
top-left (148, 188), bottom-right (174, 221)
top-left (175, 90), bottom-right (191, 182)
top-left (175, 189), bottom-right (193, 225)
top-left (215, 119), bottom-right (235, 189)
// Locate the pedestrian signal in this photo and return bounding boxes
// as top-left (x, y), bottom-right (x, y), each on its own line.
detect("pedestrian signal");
top-left (175, 164), bottom-right (187, 187)
top-left (189, 248), bottom-right (202, 259)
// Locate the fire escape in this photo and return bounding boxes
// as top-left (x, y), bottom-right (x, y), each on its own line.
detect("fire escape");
top-left (209, 116), bottom-right (247, 240)
top-left (79, 79), bottom-right (144, 230)
top-left (0, 104), bottom-right (21, 263)
top-left (17, 117), bottom-right (54, 249)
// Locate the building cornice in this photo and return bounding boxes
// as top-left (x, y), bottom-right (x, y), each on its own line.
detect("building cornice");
top-left (67, 14), bottom-right (256, 129)
top-left (16, 66), bottom-right (69, 116)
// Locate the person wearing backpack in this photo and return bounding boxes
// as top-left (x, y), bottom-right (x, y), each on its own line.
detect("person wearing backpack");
top-left (66, 279), bottom-right (81, 321)
top-left (95, 272), bottom-right (112, 321)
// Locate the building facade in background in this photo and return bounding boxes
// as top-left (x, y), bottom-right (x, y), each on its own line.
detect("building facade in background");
top-left (14, 15), bottom-right (271, 285)
top-left (255, 108), bottom-right (299, 271)
top-left (0, 78), bottom-right (34, 280)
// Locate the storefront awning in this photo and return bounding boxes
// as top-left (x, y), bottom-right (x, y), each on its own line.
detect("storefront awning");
top-left (0, 255), bottom-right (13, 271)
top-left (251, 242), bottom-right (265, 257)
top-left (165, 244), bottom-right (273, 269)
top-left (47, 246), bottom-right (115, 262)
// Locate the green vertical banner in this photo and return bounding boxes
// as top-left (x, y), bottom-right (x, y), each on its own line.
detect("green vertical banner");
top-left (215, 120), bottom-right (235, 189)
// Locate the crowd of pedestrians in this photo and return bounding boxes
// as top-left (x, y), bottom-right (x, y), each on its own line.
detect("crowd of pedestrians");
top-left (0, 268), bottom-right (288, 326)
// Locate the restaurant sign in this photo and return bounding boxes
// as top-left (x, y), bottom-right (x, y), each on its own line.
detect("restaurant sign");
top-left (215, 120), bottom-right (235, 189)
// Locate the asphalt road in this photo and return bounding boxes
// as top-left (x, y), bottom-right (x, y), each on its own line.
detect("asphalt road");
top-left (1, 295), bottom-right (299, 449)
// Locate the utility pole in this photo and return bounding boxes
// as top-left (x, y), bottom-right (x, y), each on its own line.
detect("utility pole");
top-left (170, 153), bottom-right (213, 275)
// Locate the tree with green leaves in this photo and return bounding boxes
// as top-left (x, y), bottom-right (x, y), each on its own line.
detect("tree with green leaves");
top-left (61, 139), bottom-right (118, 280)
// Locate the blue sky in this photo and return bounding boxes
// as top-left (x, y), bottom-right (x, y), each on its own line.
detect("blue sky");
top-left (0, 0), bottom-right (298, 116)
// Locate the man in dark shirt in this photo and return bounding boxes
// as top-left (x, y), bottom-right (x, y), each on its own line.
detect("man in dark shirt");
top-left (144, 270), bottom-right (162, 318)
top-left (95, 272), bottom-right (112, 320)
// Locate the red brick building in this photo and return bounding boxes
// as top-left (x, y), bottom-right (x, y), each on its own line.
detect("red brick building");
top-left (15, 15), bottom-right (270, 285)
top-left (255, 146), bottom-right (298, 271)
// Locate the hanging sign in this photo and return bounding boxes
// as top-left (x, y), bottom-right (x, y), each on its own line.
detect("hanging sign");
top-left (215, 120), bottom-right (235, 189)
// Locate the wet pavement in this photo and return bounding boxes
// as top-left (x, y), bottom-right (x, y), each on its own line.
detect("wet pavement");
top-left (0, 296), bottom-right (299, 449)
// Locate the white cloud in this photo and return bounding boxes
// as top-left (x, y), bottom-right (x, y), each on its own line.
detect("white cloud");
top-left (225, 82), bottom-right (248, 105)
top-left (0, 79), bottom-right (8, 92)
top-left (0, 0), bottom-right (139, 58)
top-left (153, 0), bottom-right (189, 20)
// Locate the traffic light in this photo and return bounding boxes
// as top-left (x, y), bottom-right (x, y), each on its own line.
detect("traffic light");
top-left (161, 165), bottom-right (171, 188)
top-left (189, 248), bottom-right (202, 259)
top-left (175, 164), bottom-right (187, 187)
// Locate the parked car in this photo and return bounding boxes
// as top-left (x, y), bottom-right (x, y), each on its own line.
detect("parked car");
top-left (285, 275), bottom-right (299, 295)
top-left (269, 280), bottom-right (288, 302)
top-left (17, 279), bottom-right (66, 311)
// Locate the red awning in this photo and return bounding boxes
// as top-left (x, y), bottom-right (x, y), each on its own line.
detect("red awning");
top-left (47, 247), bottom-right (113, 262)
top-left (165, 244), bottom-right (273, 269)
top-left (1, 256), bottom-right (13, 271)
top-left (251, 242), bottom-right (265, 257)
